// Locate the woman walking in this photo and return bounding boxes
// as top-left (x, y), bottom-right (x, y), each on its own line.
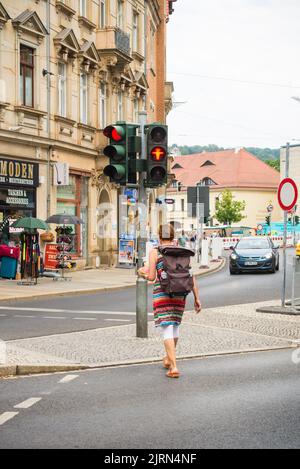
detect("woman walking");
top-left (139, 224), bottom-right (201, 378)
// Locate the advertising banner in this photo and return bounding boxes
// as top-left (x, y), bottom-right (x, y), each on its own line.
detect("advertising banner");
top-left (118, 239), bottom-right (135, 265)
top-left (44, 244), bottom-right (59, 270)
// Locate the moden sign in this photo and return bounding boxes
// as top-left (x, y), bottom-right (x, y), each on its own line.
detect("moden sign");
top-left (0, 157), bottom-right (39, 187)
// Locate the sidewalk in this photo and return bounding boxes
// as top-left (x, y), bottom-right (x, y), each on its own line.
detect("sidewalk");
top-left (1, 300), bottom-right (299, 377)
top-left (0, 257), bottom-right (225, 303)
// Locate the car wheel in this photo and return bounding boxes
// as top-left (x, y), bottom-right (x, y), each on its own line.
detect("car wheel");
top-left (276, 260), bottom-right (279, 271)
top-left (270, 262), bottom-right (276, 274)
top-left (230, 268), bottom-right (238, 275)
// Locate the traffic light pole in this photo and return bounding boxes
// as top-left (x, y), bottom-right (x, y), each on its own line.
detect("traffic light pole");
top-left (136, 111), bottom-right (148, 338)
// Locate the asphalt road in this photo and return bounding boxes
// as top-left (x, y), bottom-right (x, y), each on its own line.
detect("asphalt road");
top-left (0, 249), bottom-right (295, 340)
top-left (0, 350), bottom-right (299, 449)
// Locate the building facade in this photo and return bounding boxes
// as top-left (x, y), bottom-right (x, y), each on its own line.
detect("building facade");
top-left (167, 148), bottom-right (281, 232)
top-left (0, 0), bottom-right (174, 267)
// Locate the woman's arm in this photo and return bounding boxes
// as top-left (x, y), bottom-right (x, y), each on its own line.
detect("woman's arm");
top-left (192, 276), bottom-right (202, 313)
top-left (137, 248), bottom-right (157, 282)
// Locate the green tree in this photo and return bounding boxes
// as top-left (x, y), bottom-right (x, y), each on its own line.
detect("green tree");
top-left (214, 189), bottom-right (246, 225)
top-left (265, 159), bottom-right (280, 172)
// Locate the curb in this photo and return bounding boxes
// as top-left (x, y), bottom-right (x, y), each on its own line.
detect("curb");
top-left (0, 364), bottom-right (89, 378)
top-left (0, 258), bottom-right (226, 304)
top-left (0, 342), bottom-right (295, 378)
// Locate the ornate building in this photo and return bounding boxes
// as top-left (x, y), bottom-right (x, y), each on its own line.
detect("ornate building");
top-left (0, 0), bottom-right (174, 267)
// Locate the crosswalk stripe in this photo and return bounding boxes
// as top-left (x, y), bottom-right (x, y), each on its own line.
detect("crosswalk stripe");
top-left (14, 398), bottom-right (42, 409)
top-left (0, 412), bottom-right (19, 426)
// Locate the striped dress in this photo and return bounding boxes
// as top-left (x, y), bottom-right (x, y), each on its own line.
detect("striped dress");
top-left (153, 251), bottom-right (186, 327)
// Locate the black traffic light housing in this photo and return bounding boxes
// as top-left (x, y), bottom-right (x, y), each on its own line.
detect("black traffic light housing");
top-left (103, 122), bottom-right (140, 186)
top-left (145, 123), bottom-right (168, 187)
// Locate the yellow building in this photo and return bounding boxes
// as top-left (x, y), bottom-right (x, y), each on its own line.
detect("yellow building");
top-left (166, 148), bottom-right (281, 233)
top-left (0, 0), bottom-right (174, 267)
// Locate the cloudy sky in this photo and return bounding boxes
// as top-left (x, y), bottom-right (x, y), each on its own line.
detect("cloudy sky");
top-left (166, 0), bottom-right (300, 149)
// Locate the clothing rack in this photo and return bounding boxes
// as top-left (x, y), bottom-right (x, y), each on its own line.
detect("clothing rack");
top-left (18, 232), bottom-right (41, 285)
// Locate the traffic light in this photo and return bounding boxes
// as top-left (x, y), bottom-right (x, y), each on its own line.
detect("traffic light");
top-left (265, 215), bottom-right (271, 226)
top-left (103, 123), bottom-right (128, 185)
top-left (145, 124), bottom-right (168, 187)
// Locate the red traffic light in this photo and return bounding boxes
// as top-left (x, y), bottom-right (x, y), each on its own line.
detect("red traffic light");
top-left (150, 146), bottom-right (166, 161)
top-left (103, 125), bottom-right (125, 142)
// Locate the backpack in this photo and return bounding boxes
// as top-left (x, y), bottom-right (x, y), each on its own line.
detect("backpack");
top-left (158, 246), bottom-right (195, 297)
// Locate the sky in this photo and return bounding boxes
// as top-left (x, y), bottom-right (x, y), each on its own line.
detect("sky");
top-left (166, 0), bottom-right (300, 149)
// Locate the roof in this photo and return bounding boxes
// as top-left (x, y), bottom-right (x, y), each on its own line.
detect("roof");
top-left (170, 148), bottom-right (280, 190)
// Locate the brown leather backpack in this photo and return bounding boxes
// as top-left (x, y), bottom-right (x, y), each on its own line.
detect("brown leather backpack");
top-left (158, 246), bottom-right (195, 297)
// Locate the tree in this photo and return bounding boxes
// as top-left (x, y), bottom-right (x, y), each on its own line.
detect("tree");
top-left (265, 159), bottom-right (280, 172)
top-left (214, 189), bottom-right (246, 225)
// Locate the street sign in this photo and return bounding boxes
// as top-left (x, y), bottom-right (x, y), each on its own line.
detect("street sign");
top-left (267, 204), bottom-right (274, 213)
top-left (164, 198), bottom-right (175, 204)
top-left (278, 178), bottom-right (298, 211)
top-left (257, 224), bottom-right (263, 231)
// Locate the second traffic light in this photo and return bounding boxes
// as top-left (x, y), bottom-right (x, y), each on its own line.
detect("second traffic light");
top-left (145, 124), bottom-right (168, 187)
top-left (103, 122), bottom-right (140, 185)
top-left (103, 123), bottom-right (127, 185)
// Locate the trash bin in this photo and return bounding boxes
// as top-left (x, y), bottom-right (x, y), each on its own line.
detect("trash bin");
top-left (0, 256), bottom-right (17, 279)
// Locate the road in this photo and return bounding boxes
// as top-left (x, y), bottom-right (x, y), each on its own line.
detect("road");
top-left (0, 350), bottom-right (299, 449)
top-left (0, 249), bottom-right (295, 340)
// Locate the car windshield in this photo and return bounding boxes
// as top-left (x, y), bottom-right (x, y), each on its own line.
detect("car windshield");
top-left (236, 238), bottom-right (270, 250)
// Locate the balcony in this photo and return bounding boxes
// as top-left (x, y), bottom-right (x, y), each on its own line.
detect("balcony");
top-left (97, 27), bottom-right (132, 70)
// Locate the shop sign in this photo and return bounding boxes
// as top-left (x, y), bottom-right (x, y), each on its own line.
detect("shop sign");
top-left (44, 244), bottom-right (59, 270)
top-left (0, 188), bottom-right (35, 208)
top-left (0, 157), bottom-right (39, 187)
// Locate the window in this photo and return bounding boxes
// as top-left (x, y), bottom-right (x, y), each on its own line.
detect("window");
top-left (117, 0), bottom-right (123, 29)
top-left (150, 23), bottom-right (155, 69)
top-left (133, 97), bottom-right (139, 123)
top-left (99, 83), bottom-right (106, 129)
top-left (117, 91), bottom-right (123, 121)
top-left (79, 0), bottom-right (87, 16)
top-left (99, 0), bottom-right (106, 28)
top-left (20, 45), bottom-right (34, 107)
top-left (80, 72), bottom-right (88, 124)
top-left (58, 63), bottom-right (67, 117)
top-left (181, 199), bottom-right (185, 212)
top-left (132, 12), bottom-right (138, 51)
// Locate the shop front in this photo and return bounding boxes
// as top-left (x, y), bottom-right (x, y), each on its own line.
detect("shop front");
top-left (0, 157), bottom-right (39, 244)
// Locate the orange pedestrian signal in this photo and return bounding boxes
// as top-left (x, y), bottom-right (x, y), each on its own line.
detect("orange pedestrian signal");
top-left (151, 146), bottom-right (166, 161)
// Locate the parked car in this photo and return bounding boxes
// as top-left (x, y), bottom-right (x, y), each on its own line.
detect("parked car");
top-left (229, 237), bottom-right (279, 274)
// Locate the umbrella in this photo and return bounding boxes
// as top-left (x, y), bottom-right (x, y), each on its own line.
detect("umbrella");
top-left (46, 214), bottom-right (83, 225)
top-left (12, 217), bottom-right (49, 231)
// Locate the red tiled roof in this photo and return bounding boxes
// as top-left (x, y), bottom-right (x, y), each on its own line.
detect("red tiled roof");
top-left (171, 148), bottom-right (280, 189)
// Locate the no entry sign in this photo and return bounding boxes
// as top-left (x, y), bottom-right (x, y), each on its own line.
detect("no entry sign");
top-left (278, 178), bottom-right (298, 211)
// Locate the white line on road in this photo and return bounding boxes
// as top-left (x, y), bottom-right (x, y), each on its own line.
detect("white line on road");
top-left (0, 306), bottom-right (137, 316)
top-left (0, 412), bottom-right (19, 425)
top-left (59, 375), bottom-right (79, 384)
top-left (14, 315), bottom-right (36, 318)
top-left (14, 398), bottom-right (42, 409)
top-left (73, 317), bottom-right (97, 321)
top-left (104, 318), bottom-right (131, 322)
top-left (43, 316), bottom-right (66, 320)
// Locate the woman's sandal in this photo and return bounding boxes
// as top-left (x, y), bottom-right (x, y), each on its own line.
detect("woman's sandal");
top-left (166, 369), bottom-right (180, 378)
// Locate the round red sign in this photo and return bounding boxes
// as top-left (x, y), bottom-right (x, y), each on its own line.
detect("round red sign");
top-left (277, 178), bottom-right (298, 211)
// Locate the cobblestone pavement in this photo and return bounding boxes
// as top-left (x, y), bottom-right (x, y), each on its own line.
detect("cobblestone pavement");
top-left (5, 301), bottom-right (299, 367)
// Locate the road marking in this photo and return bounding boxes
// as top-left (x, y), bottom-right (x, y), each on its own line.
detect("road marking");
top-left (0, 314), bottom-right (7, 317)
top-left (43, 316), bottom-right (66, 320)
top-left (14, 315), bottom-right (36, 318)
top-left (0, 306), bottom-right (137, 316)
top-left (0, 412), bottom-right (19, 425)
top-left (14, 398), bottom-right (42, 409)
top-left (104, 318), bottom-right (131, 322)
top-left (73, 317), bottom-right (97, 321)
top-left (59, 374), bottom-right (79, 384)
